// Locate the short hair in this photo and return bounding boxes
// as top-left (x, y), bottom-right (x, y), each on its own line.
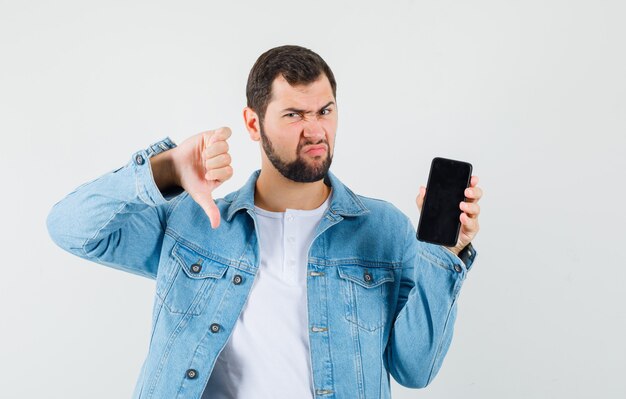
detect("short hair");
top-left (246, 45), bottom-right (337, 125)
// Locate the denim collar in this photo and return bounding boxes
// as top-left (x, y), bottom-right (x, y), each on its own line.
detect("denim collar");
top-left (224, 169), bottom-right (370, 222)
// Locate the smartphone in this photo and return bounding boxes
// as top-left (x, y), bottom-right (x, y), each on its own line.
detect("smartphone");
top-left (416, 157), bottom-right (473, 247)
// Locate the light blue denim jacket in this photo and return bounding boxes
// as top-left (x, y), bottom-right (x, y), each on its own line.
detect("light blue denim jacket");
top-left (46, 136), bottom-right (476, 399)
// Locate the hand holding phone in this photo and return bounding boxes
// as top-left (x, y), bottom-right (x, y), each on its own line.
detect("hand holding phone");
top-left (417, 157), bottom-right (473, 247)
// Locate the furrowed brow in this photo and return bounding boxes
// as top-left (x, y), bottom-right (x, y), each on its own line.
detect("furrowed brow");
top-left (281, 101), bottom-right (335, 114)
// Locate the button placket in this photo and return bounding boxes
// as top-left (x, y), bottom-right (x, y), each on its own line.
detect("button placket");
top-left (283, 211), bottom-right (297, 283)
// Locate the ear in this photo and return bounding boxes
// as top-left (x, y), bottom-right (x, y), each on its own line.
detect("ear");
top-left (243, 107), bottom-right (261, 142)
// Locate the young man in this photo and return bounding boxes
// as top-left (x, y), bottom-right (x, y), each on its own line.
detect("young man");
top-left (47, 45), bottom-right (482, 399)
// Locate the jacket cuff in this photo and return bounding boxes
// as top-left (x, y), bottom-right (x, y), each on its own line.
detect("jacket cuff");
top-left (129, 136), bottom-right (182, 205)
top-left (457, 242), bottom-right (477, 270)
top-left (441, 242), bottom-right (477, 272)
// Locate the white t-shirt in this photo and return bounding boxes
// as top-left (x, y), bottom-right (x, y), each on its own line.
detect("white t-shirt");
top-left (202, 191), bottom-right (331, 399)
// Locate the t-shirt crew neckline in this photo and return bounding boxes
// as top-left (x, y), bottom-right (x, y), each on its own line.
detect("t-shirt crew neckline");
top-left (254, 188), bottom-right (332, 219)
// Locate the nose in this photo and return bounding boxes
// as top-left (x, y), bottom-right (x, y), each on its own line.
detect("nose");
top-left (303, 117), bottom-right (325, 142)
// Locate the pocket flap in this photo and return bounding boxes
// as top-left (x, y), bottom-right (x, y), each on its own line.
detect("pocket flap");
top-left (172, 242), bottom-right (229, 280)
top-left (337, 265), bottom-right (395, 288)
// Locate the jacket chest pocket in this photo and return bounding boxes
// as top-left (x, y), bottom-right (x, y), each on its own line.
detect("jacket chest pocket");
top-left (337, 264), bottom-right (395, 332)
top-left (157, 242), bottom-right (229, 316)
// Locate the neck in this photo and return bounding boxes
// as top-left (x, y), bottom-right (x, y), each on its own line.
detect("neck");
top-left (254, 166), bottom-right (331, 212)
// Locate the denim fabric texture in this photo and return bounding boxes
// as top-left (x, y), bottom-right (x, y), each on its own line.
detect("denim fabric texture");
top-left (46, 136), bottom-right (477, 399)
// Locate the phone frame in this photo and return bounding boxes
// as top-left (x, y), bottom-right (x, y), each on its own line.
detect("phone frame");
top-left (416, 157), bottom-right (473, 247)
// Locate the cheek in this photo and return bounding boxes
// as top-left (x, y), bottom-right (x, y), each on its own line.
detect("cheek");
top-left (322, 121), bottom-right (337, 145)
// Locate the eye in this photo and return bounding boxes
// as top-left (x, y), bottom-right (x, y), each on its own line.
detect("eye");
top-left (320, 108), bottom-right (332, 116)
top-left (284, 112), bottom-right (301, 118)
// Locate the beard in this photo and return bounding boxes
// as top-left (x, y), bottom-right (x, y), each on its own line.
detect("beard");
top-left (259, 123), bottom-right (333, 183)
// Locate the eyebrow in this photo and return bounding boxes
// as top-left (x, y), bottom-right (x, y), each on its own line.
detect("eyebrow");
top-left (281, 101), bottom-right (335, 114)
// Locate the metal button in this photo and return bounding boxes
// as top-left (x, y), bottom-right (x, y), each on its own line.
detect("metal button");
top-left (190, 263), bottom-right (202, 273)
top-left (186, 369), bottom-right (198, 379)
top-left (233, 275), bottom-right (242, 285)
top-left (135, 154), bottom-right (145, 165)
top-left (210, 323), bottom-right (220, 333)
top-left (454, 264), bottom-right (463, 273)
top-left (364, 272), bottom-right (373, 282)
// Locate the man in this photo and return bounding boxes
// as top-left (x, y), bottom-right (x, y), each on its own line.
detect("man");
top-left (47, 45), bottom-right (482, 399)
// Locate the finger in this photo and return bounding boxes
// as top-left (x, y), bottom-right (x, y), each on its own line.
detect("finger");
top-left (205, 165), bottom-right (234, 182)
top-left (460, 212), bottom-right (479, 234)
top-left (204, 140), bottom-right (229, 159)
top-left (464, 186), bottom-right (483, 202)
top-left (460, 201), bottom-right (480, 218)
top-left (209, 127), bottom-right (232, 146)
top-left (202, 132), bottom-right (208, 155)
top-left (470, 175), bottom-right (479, 187)
top-left (205, 153), bottom-right (232, 171)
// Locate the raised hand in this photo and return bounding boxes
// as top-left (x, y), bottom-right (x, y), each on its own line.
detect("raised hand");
top-left (415, 176), bottom-right (483, 255)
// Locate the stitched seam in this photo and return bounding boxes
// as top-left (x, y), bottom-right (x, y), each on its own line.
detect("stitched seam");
top-left (165, 192), bottom-right (188, 220)
top-left (419, 251), bottom-right (453, 271)
top-left (81, 200), bottom-right (128, 259)
top-left (323, 264), bottom-right (336, 397)
top-left (146, 313), bottom-right (191, 398)
top-left (352, 320), bottom-right (365, 399)
top-left (309, 258), bottom-right (401, 268)
top-left (425, 297), bottom-right (457, 384)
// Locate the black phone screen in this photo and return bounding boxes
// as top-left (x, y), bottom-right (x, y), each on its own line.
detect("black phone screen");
top-left (417, 157), bottom-right (473, 247)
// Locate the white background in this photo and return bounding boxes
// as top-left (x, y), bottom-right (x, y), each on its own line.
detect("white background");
top-left (1, 0), bottom-right (625, 398)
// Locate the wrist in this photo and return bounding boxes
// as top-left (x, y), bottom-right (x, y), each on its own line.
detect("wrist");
top-left (444, 244), bottom-right (463, 256)
top-left (150, 150), bottom-right (180, 191)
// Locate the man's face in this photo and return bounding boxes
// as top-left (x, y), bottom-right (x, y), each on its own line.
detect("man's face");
top-left (258, 74), bottom-right (337, 183)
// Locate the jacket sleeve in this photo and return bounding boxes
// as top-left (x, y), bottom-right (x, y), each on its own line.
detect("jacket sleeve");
top-left (46, 136), bottom-right (184, 280)
top-left (384, 216), bottom-right (477, 388)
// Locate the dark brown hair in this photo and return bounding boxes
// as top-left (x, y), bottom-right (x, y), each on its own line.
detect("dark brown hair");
top-left (246, 45), bottom-right (337, 125)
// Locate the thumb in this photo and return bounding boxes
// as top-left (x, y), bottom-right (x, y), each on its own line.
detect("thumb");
top-left (196, 192), bottom-right (221, 229)
top-left (416, 185), bottom-right (426, 212)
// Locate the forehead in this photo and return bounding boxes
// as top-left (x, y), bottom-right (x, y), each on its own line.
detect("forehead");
top-left (267, 74), bottom-right (335, 110)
